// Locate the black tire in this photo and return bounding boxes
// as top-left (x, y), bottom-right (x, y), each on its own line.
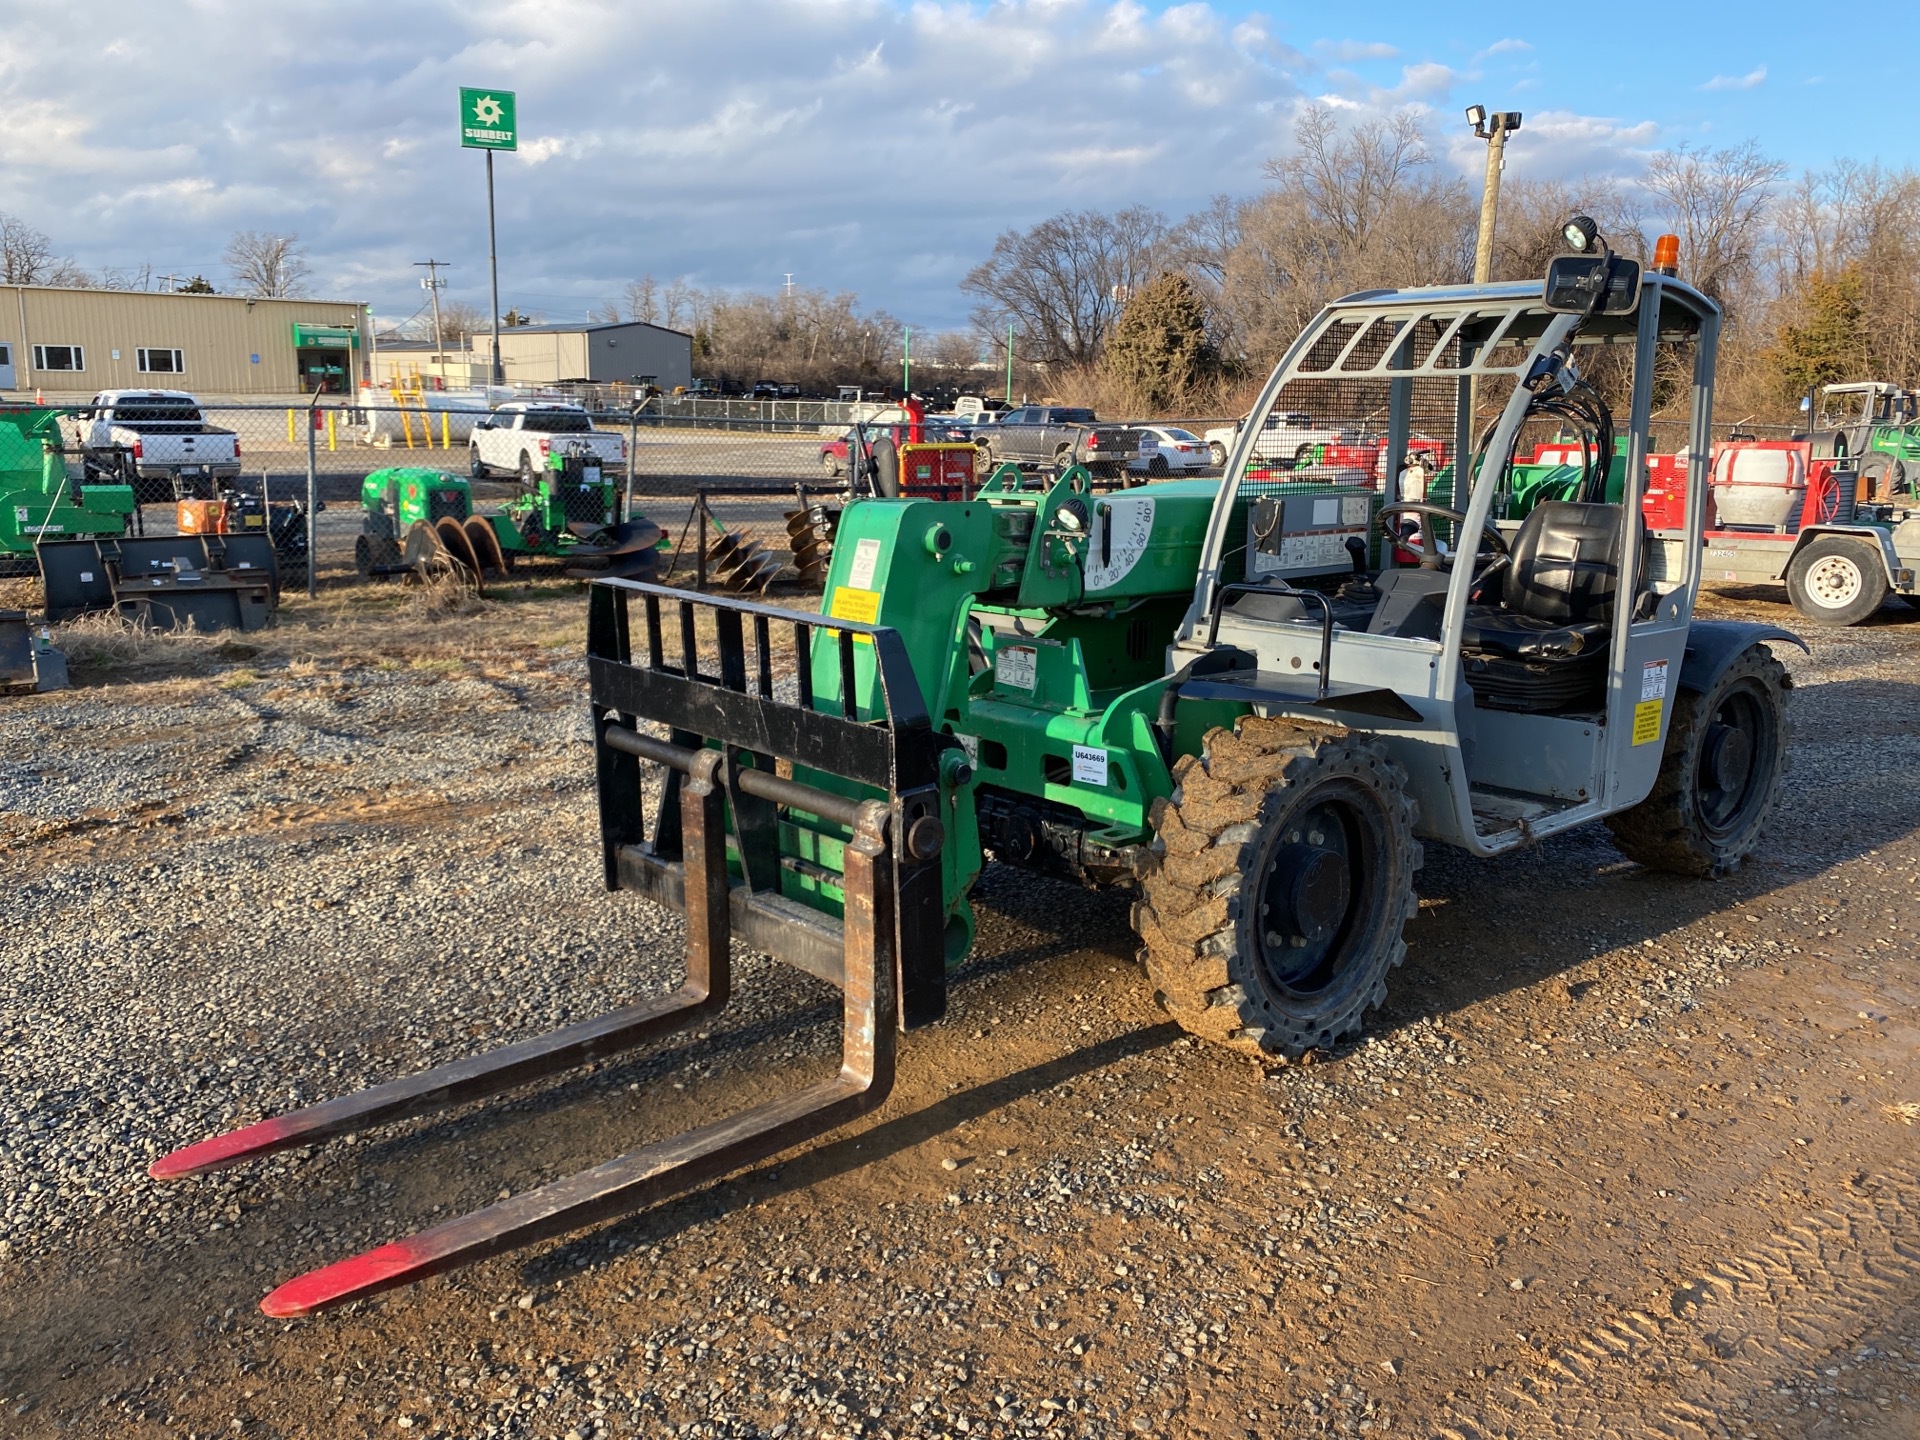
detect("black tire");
top-left (1889, 458), bottom-right (1913, 497)
top-left (355, 533), bottom-right (374, 580)
top-left (821, 451), bottom-right (843, 479)
top-left (1148, 454), bottom-right (1170, 477)
top-left (1785, 535), bottom-right (1888, 626)
top-left (469, 446), bottom-right (486, 479)
top-left (518, 451), bottom-right (536, 486)
top-left (873, 438), bottom-right (900, 498)
top-left (1135, 717), bottom-right (1422, 1062)
top-left (1054, 445), bottom-right (1075, 471)
top-left (974, 444), bottom-right (995, 477)
top-left (1605, 646), bottom-right (1790, 878)
top-left (1209, 442), bottom-right (1228, 468)
top-left (1859, 454), bottom-right (1892, 500)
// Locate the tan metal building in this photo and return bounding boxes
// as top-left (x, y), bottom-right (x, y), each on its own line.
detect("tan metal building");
top-left (0, 285), bottom-right (369, 399)
top-left (476, 321), bottom-right (693, 390)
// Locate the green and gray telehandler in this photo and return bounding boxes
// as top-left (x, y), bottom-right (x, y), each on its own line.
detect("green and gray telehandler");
top-left (155, 226), bottom-right (1801, 1316)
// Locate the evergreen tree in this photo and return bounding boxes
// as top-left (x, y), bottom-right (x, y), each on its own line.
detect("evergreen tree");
top-left (1100, 272), bottom-right (1219, 411)
top-left (1764, 268), bottom-right (1867, 402)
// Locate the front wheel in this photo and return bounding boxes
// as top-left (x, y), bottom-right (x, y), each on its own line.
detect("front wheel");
top-left (1605, 646), bottom-right (1790, 877)
top-left (1209, 441), bottom-right (1227, 467)
top-left (1785, 535), bottom-right (1888, 626)
top-left (1135, 717), bottom-right (1422, 1062)
top-left (469, 446), bottom-right (486, 479)
top-left (517, 451), bottom-right (536, 486)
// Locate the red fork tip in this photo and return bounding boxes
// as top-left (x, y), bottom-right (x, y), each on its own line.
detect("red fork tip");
top-left (149, 1116), bottom-right (298, 1180)
top-left (261, 1241), bottom-right (430, 1319)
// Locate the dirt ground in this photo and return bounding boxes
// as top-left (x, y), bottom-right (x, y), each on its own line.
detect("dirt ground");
top-left (2, 580), bottom-right (1917, 1440)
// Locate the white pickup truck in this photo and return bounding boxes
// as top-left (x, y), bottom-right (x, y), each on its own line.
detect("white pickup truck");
top-left (1201, 411), bottom-right (1352, 470)
top-left (468, 402), bottom-right (626, 482)
top-left (61, 390), bottom-right (242, 502)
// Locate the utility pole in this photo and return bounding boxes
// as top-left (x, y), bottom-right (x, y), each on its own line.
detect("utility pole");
top-left (783, 273), bottom-right (795, 300)
top-left (1465, 106), bottom-right (1523, 285)
top-left (415, 259), bottom-right (451, 360)
top-left (1465, 106), bottom-right (1522, 434)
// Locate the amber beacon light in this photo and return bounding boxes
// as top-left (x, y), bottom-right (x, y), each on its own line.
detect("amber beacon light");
top-left (1653, 234), bottom-right (1681, 276)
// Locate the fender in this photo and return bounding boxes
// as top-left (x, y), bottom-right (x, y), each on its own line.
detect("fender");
top-left (1678, 619), bottom-right (1808, 696)
top-left (1780, 523), bottom-right (1901, 582)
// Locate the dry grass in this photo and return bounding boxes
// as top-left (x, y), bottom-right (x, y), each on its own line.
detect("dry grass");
top-left (31, 555), bottom-right (831, 691)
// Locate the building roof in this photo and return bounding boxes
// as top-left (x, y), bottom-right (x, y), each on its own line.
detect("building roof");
top-left (491, 319), bottom-right (692, 340)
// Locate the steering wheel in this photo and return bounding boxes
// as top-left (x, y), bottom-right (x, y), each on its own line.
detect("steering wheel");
top-left (1376, 502), bottom-right (1510, 575)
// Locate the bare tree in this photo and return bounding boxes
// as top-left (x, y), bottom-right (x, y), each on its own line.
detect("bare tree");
top-left (1492, 177), bottom-right (1644, 280)
top-left (1211, 107), bottom-right (1471, 369)
top-left (624, 277), bottom-right (660, 325)
top-left (589, 299), bottom-right (623, 324)
top-left (1642, 142), bottom-right (1785, 314)
top-left (0, 213), bottom-right (90, 285)
top-left (961, 207), bottom-right (1171, 366)
top-left (224, 230), bottom-right (310, 297)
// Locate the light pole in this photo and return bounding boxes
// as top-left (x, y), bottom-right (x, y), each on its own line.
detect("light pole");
top-left (1465, 106), bottom-right (1522, 285)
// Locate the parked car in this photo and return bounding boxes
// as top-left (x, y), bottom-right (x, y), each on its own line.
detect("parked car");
top-left (1201, 411), bottom-right (1351, 469)
top-left (469, 402), bottom-right (626, 481)
top-left (1130, 426), bottom-right (1211, 476)
top-left (974, 406), bottom-right (1145, 478)
top-left (61, 390), bottom-right (242, 503)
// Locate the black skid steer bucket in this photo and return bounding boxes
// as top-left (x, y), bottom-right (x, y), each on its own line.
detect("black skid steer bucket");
top-left (150, 579), bottom-right (951, 1317)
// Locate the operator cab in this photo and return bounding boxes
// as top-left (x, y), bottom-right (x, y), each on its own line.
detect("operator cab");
top-left (1178, 223), bottom-right (1721, 854)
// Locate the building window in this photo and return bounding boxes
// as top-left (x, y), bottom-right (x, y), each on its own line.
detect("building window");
top-left (33, 344), bottom-right (84, 372)
top-left (137, 348), bottom-right (185, 374)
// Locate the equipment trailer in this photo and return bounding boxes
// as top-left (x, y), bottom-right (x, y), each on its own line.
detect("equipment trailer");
top-left (155, 224), bottom-right (1801, 1316)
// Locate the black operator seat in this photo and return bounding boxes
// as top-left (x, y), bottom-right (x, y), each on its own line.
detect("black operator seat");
top-left (1459, 500), bottom-right (1625, 711)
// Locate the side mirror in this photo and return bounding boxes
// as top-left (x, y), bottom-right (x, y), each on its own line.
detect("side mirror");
top-left (1543, 253), bottom-right (1641, 315)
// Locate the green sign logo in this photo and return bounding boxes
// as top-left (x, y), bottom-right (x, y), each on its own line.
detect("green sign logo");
top-left (460, 87), bottom-right (517, 151)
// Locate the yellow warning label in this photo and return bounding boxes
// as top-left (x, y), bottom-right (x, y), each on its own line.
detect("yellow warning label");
top-left (1632, 698), bottom-right (1663, 746)
top-left (829, 586), bottom-right (880, 624)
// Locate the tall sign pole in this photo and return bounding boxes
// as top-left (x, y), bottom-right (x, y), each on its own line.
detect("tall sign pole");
top-left (460, 88), bottom-right (517, 392)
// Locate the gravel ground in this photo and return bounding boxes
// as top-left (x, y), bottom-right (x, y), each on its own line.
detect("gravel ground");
top-left (1, 583), bottom-right (1917, 1439)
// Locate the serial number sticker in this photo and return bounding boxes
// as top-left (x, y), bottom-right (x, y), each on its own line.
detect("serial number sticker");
top-left (999, 645), bottom-right (1037, 690)
top-left (1632, 699), bottom-right (1663, 746)
top-left (1640, 659), bottom-right (1669, 702)
top-left (847, 537), bottom-right (883, 590)
top-left (828, 586), bottom-right (880, 624)
top-left (1071, 744), bottom-right (1108, 786)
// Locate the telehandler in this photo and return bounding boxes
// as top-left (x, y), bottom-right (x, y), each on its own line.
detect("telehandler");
top-left (154, 224), bottom-right (1800, 1316)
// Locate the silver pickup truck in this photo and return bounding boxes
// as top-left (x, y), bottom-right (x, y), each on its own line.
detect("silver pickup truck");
top-left (61, 390), bottom-right (242, 503)
top-left (974, 405), bottom-right (1145, 478)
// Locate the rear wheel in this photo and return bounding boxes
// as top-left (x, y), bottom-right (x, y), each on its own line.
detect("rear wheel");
top-left (518, 451), bottom-right (536, 486)
top-left (821, 451), bottom-right (843, 479)
top-left (1785, 535), bottom-right (1887, 625)
top-left (973, 444), bottom-right (995, 477)
top-left (1148, 454), bottom-right (1170, 477)
top-left (1605, 646), bottom-right (1790, 877)
top-left (1135, 717), bottom-right (1421, 1062)
top-left (1209, 441), bottom-right (1228, 467)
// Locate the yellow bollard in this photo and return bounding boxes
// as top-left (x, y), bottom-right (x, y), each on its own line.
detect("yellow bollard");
top-left (327, 410), bottom-right (337, 452)
top-left (440, 411), bottom-right (450, 451)
top-left (286, 408), bottom-right (295, 443)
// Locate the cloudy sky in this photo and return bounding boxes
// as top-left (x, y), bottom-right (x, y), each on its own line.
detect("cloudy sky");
top-left (1, 0), bottom-right (1912, 333)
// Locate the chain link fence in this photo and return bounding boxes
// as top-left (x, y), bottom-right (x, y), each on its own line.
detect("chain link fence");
top-left (19, 397), bottom-right (1814, 600)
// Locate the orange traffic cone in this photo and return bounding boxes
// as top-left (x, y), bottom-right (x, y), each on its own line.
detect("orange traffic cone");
top-left (34, 387), bottom-right (42, 403)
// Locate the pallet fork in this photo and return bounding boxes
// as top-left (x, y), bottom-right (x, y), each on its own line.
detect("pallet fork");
top-left (151, 580), bottom-right (952, 1317)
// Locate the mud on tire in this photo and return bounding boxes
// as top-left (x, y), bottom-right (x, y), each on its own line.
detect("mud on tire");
top-left (1604, 646), bottom-right (1791, 877)
top-left (1134, 716), bottom-right (1422, 1062)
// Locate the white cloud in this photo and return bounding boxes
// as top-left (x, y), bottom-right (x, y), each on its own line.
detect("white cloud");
top-left (1477, 38), bottom-right (1531, 58)
top-left (0, 1), bottom-right (1690, 328)
top-left (1701, 65), bottom-right (1767, 91)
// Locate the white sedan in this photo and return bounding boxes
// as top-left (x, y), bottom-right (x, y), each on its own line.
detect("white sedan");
top-left (1130, 426), bottom-right (1212, 476)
